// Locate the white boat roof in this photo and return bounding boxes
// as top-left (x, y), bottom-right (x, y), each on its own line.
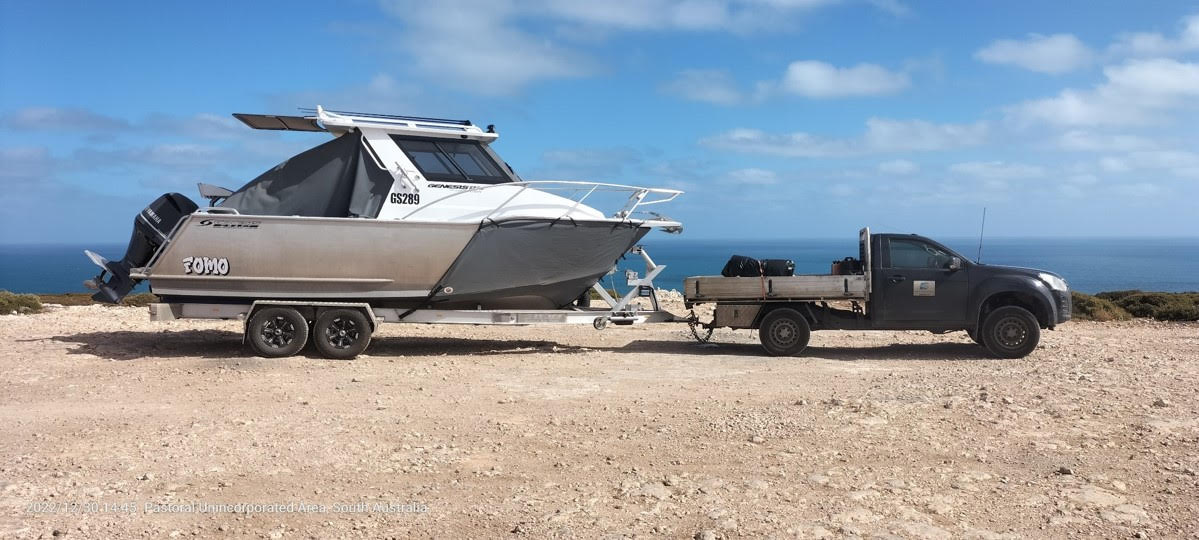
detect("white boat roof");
top-left (232, 105), bottom-right (499, 142)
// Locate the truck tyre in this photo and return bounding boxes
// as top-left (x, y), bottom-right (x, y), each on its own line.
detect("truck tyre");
top-left (247, 307), bottom-right (309, 358)
top-left (312, 308), bottom-right (372, 360)
top-left (758, 308), bottom-right (811, 357)
top-left (980, 305), bottom-right (1040, 358)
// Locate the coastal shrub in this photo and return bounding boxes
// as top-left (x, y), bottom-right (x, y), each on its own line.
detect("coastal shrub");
top-left (1095, 290), bottom-right (1199, 321)
top-left (1070, 292), bottom-right (1131, 322)
top-left (36, 292), bottom-right (160, 307)
top-left (36, 293), bottom-right (95, 306)
top-left (121, 293), bottom-right (159, 307)
top-left (0, 290), bottom-right (43, 314)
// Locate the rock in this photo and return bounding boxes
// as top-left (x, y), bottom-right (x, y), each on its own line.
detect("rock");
top-left (749, 435), bottom-right (766, 444)
top-left (1100, 504), bottom-right (1150, 524)
top-left (639, 482), bottom-right (671, 500)
top-left (694, 530), bottom-right (717, 540)
top-left (1056, 467), bottom-right (1074, 475)
top-left (1151, 398), bottom-right (1169, 408)
top-left (1066, 485), bottom-right (1125, 507)
top-left (138, 473), bottom-right (154, 481)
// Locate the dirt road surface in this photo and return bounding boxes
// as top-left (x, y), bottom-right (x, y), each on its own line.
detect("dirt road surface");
top-left (1, 303), bottom-right (1196, 539)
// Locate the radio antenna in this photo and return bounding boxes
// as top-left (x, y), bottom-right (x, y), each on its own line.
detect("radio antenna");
top-left (976, 207), bottom-right (987, 263)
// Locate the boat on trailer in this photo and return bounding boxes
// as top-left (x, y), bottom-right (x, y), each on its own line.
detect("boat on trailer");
top-left (85, 106), bottom-right (682, 311)
top-left (83, 107), bottom-right (683, 358)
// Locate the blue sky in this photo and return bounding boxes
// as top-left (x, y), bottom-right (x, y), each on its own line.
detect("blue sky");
top-left (1, 0), bottom-right (1197, 243)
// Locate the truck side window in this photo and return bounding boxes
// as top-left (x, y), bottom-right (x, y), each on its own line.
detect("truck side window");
top-left (889, 238), bottom-right (952, 269)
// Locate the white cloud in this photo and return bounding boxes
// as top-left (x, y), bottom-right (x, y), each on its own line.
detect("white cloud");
top-left (1109, 13), bottom-right (1199, 57)
top-left (779, 60), bottom-right (910, 97)
top-left (373, 0), bottom-right (904, 95)
top-left (975, 33), bottom-right (1093, 74)
top-left (877, 159), bottom-right (918, 175)
top-left (949, 161), bottom-right (1045, 179)
top-left (700, 118), bottom-right (988, 157)
top-left (659, 69), bottom-right (745, 105)
top-left (1098, 156), bottom-right (1131, 173)
top-left (379, 1), bottom-right (593, 95)
top-left (827, 183), bottom-right (856, 197)
top-left (1006, 58), bottom-right (1199, 126)
top-left (1056, 130), bottom-right (1158, 152)
top-left (3, 107), bottom-right (129, 131)
top-left (726, 167), bottom-right (779, 185)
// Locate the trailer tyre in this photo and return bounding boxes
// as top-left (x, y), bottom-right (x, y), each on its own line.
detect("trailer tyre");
top-left (758, 308), bottom-right (811, 357)
top-left (312, 309), bottom-right (372, 360)
top-left (247, 307), bottom-right (309, 358)
top-left (981, 305), bottom-right (1040, 358)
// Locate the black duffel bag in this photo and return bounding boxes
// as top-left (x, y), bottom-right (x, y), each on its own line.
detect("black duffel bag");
top-left (721, 255), bottom-right (762, 277)
top-left (762, 259), bottom-right (795, 276)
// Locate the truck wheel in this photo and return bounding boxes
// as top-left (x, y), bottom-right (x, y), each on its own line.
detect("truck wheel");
top-left (312, 308), bottom-right (372, 360)
top-left (758, 308), bottom-right (811, 357)
top-left (247, 307), bottom-right (309, 358)
top-left (980, 306), bottom-right (1040, 358)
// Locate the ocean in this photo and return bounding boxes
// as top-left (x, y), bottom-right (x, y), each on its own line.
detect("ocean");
top-left (2, 237), bottom-right (1197, 295)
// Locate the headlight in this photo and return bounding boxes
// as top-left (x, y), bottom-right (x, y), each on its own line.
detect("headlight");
top-left (1039, 272), bottom-right (1068, 291)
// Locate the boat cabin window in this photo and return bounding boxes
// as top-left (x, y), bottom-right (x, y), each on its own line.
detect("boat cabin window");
top-left (391, 136), bottom-right (510, 184)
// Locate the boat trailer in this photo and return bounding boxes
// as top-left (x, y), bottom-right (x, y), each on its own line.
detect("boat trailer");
top-left (146, 246), bottom-right (682, 358)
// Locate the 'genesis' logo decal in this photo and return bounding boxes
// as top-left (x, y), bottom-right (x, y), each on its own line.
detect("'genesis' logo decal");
top-left (198, 219), bottom-right (260, 229)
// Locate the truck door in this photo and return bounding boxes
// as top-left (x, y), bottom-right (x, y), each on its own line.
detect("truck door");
top-left (877, 237), bottom-right (969, 324)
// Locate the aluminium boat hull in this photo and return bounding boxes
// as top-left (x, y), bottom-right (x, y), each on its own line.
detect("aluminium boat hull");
top-left (145, 213), bottom-right (649, 310)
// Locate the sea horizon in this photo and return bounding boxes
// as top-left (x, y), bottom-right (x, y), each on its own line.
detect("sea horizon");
top-left (3, 236), bottom-right (1197, 295)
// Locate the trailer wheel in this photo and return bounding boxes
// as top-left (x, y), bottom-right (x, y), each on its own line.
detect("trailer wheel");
top-left (758, 308), bottom-right (810, 357)
top-left (312, 308), bottom-right (372, 360)
top-left (247, 307), bottom-right (309, 358)
top-left (981, 305), bottom-right (1040, 358)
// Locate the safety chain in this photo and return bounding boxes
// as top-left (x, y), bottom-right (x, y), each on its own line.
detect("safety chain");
top-left (687, 310), bottom-right (714, 343)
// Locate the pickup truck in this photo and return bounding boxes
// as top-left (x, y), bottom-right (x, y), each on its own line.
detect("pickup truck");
top-left (683, 228), bottom-right (1071, 358)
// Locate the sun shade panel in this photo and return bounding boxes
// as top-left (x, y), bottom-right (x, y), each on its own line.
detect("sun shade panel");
top-left (233, 113), bottom-right (325, 132)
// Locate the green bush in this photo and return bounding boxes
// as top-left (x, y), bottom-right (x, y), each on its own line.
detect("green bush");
top-left (1071, 291), bottom-right (1131, 321)
top-left (0, 290), bottom-right (43, 314)
top-left (1094, 290), bottom-right (1199, 321)
top-left (121, 293), bottom-right (159, 307)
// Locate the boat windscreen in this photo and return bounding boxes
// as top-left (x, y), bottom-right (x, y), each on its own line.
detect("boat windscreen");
top-left (392, 136), bottom-right (510, 184)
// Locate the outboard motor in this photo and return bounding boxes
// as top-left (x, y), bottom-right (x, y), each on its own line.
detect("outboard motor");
top-left (84, 193), bottom-right (198, 303)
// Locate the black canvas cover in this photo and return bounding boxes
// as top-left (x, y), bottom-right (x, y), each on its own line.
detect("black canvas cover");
top-left (219, 133), bottom-right (393, 218)
top-left (721, 255), bottom-right (761, 277)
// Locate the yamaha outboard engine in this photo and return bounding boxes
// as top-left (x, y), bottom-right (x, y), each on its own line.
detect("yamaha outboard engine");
top-left (84, 193), bottom-right (198, 303)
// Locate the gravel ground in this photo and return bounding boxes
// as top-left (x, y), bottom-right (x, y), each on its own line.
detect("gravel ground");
top-left (1, 302), bottom-right (1196, 539)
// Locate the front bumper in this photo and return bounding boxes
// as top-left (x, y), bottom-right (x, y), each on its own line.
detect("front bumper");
top-left (1053, 289), bottom-right (1072, 325)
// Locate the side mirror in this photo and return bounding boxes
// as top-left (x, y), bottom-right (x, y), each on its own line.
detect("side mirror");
top-left (948, 257), bottom-right (962, 271)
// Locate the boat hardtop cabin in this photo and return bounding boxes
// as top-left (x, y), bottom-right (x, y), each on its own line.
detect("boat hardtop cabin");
top-left (214, 106), bottom-right (683, 225)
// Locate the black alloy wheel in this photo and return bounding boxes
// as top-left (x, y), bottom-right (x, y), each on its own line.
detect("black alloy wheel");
top-left (247, 307), bottom-right (309, 358)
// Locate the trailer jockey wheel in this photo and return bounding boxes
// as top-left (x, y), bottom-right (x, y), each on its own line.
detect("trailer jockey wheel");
top-left (758, 308), bottom-right (811, 357)
top-left (313, 308), bottom-right (373, 360)
top-left (247, 307), bottom-right (309, 358)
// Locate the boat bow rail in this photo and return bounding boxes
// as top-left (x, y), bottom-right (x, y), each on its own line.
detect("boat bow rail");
top-left (400, 180), bottom-right (683, 227)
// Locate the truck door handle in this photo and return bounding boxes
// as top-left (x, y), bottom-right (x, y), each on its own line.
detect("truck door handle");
top-left (889, 275), bottom-right (906, 283)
